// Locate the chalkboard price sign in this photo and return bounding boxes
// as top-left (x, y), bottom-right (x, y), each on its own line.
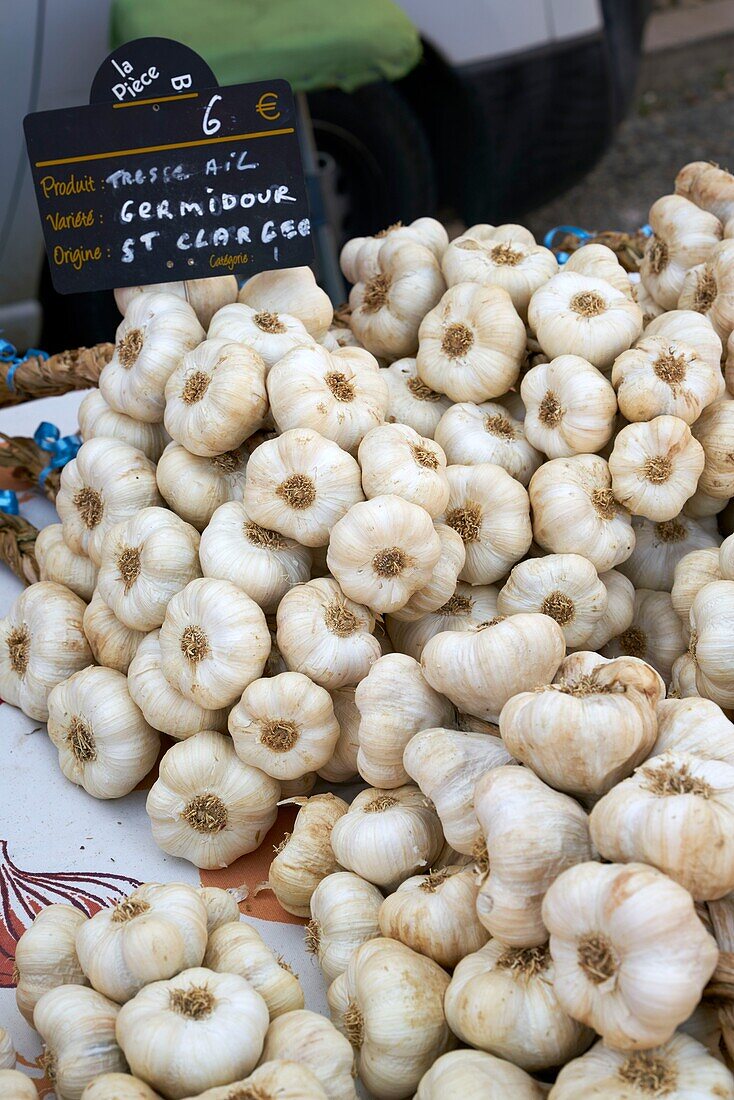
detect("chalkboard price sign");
top-left (23, 37), bottom-right (313, 294)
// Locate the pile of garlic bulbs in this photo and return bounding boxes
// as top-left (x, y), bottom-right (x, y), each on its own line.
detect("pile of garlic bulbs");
top-left (5, 162), bottom-right (734, 1097)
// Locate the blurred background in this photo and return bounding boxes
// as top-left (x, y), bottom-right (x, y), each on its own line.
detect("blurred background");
top-left (2, 0), bottom-right (732, 352)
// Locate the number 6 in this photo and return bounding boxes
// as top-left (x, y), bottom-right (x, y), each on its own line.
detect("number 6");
top-left (203, 94), bottom-right (222, 136)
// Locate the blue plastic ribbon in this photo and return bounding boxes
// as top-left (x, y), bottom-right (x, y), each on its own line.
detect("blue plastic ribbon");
top-left (33, 421), bottom-right (81, 487)
top-left (0, 490), bottom-right (19, 515)
top-left (543, 225), bottom-right (594, 263)
top-left (0, 338), bottom-right (49, 392)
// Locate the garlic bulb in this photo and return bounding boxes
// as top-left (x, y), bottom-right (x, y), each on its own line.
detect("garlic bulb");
top-left (100, 291), bottom-right (205, 423)
top-left (358, 422), bottom-right (449, 516)
top-left (389, 524), bottom-right (466, 622)
top-left (565, 242), bottom-right (633, 298)
top-left (522, 355), bottom-right (617, 457)
top-left (444, 939), bottom-right (592, 1071)
top-left (354, 653), bottom-right (453, 787)
top-left (204, 920), bottom-right (304, 1018)
top-left (276, 577), bottom-right (381, 688)
top-left (635, 278), bottom-right (666, 325)
top-left (317, 686), bottom-right (360, 783)
top-left (721, 531), bottom-right (734, 576)
top-left (163, 338), bottom-right (267, 457)
top-left (542, 861), bottom-right (719, 1049)
top-left (116, 967), bottom-right (269, 1099)
top-left (441, 224), bottom-right (557, 319)
top-left (693, 398), bottom-right (734, 500)
top-left (145, 730), bottom-right (280, 869)
top-left (229, 671), bottom-right (339, 779)
top-left (199, 886), bottom-right (240, 933)
top-left (75, 883), bottom-right (207, 1003)
top-left (647, 308), bottom-right (724, 371)
top-left (327, 494), bottom-right (441, 613)
top-left (620, 514), bottom-right (720, 592)
top-left (529, 454), bottom-right (635, 571)
top-left (679, 239), bottom-right (734, 344)
top-left (590, 751), bottom-right (734, 900)
top-left (78, 389), bottom-right (169, 462)
top-left (156, 442), bottom-right (248, 532)
top-left (0, 1071), bottom-right (38, 1099)
top-left (36, 524), bottom-right (97, 602)
top-left (243, 428), bottom-right (363, 547)
top-left (381, 358), bottom-right (451, 438)
top-left (610, 416), bottom-right (706, 522)
top-left (612, 335), bottom-right (724, 425)
top-left (15, 904), bottom-right (89, 1024)
top-left (602, 588), bottom-right (688, 682)
top-left (501, 655), bottom-right (662, 801)
top-left (263, 793), bottom-right (347, 916)
top-left (127, 630), bottom-right (228, 738)
top-left (688, 580), bottom-right (734, 708)
top-left (159, 578), bottom-right (269, 709)
top-left (259, 1009), bottom-right (357, 1100)
top-left (81, 1075), bottom-right (161, 1099)
top-left (437, 462), bottom-right (532, 584)
top-left (640, 194), bottom-right (722, 310)
top-left (653, 696), bottom-right (734, 762)
top-left (183, 1062), bottom-right (329, 1100)
top-left (306, 871), bottom-right (383, 983)
top-left (0, 581), bottom-right (92, 721)
top-left (208, 300), bottom-right (313, 370)
top-left (238, 265), bottom-right (333, 339)
top-left (267, 344), bottom-right (388, 455)
top-left (575, 568), bottom-right (635, 651)
top-left (434, 400), bottom-right (542, 485)
top-left (677, 160), bottom-right (734, 222)
top-left (403, 726), bottom-right (512, 854)
top-left (474, 767), bottom-right (593, 946)
top-left (349, 237), bottom-right (445, 359)
top-left (528, 272), bottom-right (642, 370)
top-left (34, 985), bottom-right (126, 1099)
top-left (330, 785), bottom-right (444, 891)
top-left (328, 937), bottom-right (454, 1098)
top-left (497, 554), bottom-right (608, 647)
top-left (378, 866), bottom-right (488, 969)
top-left (83, 589), bottom-right (145, 674)
top-left (386, 580), bottom-right (499, 661)
top-left (416, 283), bottom-right (525, 402)
top-left (115, 274), bottom-right (237, 328)
top-left (671, 652), bottom-right (701, 698)
top-left (47, 666), bottom-right (159, 799)
top-left (415, 1049), bottom-right (545, 1100)
top-left (550, 1031), bottom-right (734, 1100)
top-left (341, 218), bottom-right (448, 284)
top-left (421, 613), bottom-right (565, 723)
top-left (57, 439), bottom-right (162, 566)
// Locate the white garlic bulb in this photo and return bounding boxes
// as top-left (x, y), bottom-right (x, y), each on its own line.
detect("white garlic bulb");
top-left (156, 441), bottom-right (248, 532)
top-left (640, 194), bottom-right (722, 310)
top-left (207, 300), bottom-right (313, 370)
top-left (330, 785), bottom-right (444, 891)
top-left (127, 630), bottom-right (228, 739)
top-left (35, 524), bottom-right (97, 602)
top-left (238, 265), bottom-right (333, 339)
top-left (417, 282), bottom-right (526, 402)
top-left (34, 984), bottom-right (126, 1099)
top-left (243, 428), bottom-right (364, 547)
top-left (263, 793), bottom-right (347, 916)
top-left (693, 397), bottom-right (734, 501)
top-left (653, 696), bottom-right (734, 762)
top-left (229, 671), bottom-right (339, 779)
top-left (497, 553), bottom-right (608, 647)
top-left (603, 588), bottom-right (689, 682)
top-left (182, 1061), bottom-right (329, 1100)
top-left (575, 568), bottom-right (635, 652)
top-left (612, 334), bottom-right (724, 424)
top-left (145, 730), bottom-right (280, 868)
top-left (403, 726), bottom-right (512, 855)
top-left (83, 589), bottom-right (145, 674)
top-left (444, 939), bottom-right (592, 1071)
top-left (100, 291), bottom-right (205, 423)
top-left (259, 1009), bottom-right (357, 1100)
top-left (327, 494), bottom-right (441, 613)
top-left (57, 438), bottom-right (162, 565)
top-left (358, 422), bottom-right (449, 516)
top-left (386, 580), bottom-right (499, 661)
top-left (434, 400), bottom-right (542, 485)
top-left (528, 272), bottom-right (642, 370)
top-left (474, 766), bottom-right (593, 946)
top-left (78, 389), bottom-right (169, 462)
top-left (317, 686), bottom-right (361, 783)
top-left (47, 666), bottom-right (159, 799)
top-left (381, 358), bottom-right (451, 438)
top-left (116, 967), bottom-right (269, 1099)
top-left (522, 355), bottom-right (617, 457)
top-left (646, 308), bottom-right (723, 373)
top-left (677, 160), bottom-right (734, 222)
top-left (609, 416), bottom-right (705, 521)
top-left (354, 653), bottom-right (453, 788)
top-left (306, 871), bottom-right (383, 983)
top-left (199, 886), bottom-right (240, 933)
top-left (81, 1074), bottom-right (161, 1099)
top-left (159, 577), bottom-right (269, 709)
top-left (542, 861), bottom-right (719, 1049)
top-left (327, 937), bottom-right (454, 1099)
top-left (0, 1071), bottom-right (39, 1099)
top-left (689, 580), bottom-right (734, 705)
top-left (421, 613), bottom-right (565, 723)
top-left (15, 904), bottom-right (89, 1024)
top-left (163, 338), bottom-right (268, 457)
top-left (415, 1049), bottom-right (545, 1100)
top-left (115, 274), bottom-right (237, 328)
top-left (673, 549), bottom-right (724, 626)
top-left (620, 514), bottom-right (720, 592)
top-left (341, 218), bottom-right (448, 284)
top-left (0, 581), bottom-right (92, 721)
top-left (204, 920), bottom-right (304, 1018)
top-left (276, 577), bottom-right (381, 688)
top-left (679, 239), bottom-right (734, 345)
top-left (441, 223), bottom-right (557, 318)
top-left (671, 652), bottom-right (701, 698)
top-left (75, 883), bottom-right (207, 1003)
top-left (565, 242), bottom-right (633, 298)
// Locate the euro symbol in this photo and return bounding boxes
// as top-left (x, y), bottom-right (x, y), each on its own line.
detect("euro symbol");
top-left (255, 92), bottom-right (281, 121)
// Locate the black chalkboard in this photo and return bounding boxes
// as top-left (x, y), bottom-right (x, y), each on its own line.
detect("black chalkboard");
top-left (23, 38), bottom-right (313, 294)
